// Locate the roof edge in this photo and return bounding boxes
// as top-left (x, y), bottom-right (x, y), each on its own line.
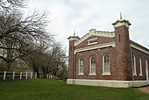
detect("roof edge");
top-left (130, 40), bottom-right (149, 52)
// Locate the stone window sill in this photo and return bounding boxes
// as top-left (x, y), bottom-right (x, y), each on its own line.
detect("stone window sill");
top-left (102, 72), bottom-right (111, 75)
top-left (133, 74), bottom-right (137, 76)
top-left (139, 74), bottom-right (143, 76)
top-left (89, 73), bottom-right (96, 75)
top-left (78, 73), bottom-right (84, 75)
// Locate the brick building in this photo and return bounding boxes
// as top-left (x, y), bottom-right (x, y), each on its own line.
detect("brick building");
top-left (67, 15), bottom-right (149, 87)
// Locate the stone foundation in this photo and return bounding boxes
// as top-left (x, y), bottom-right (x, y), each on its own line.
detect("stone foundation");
top-left (67, 79), bottom-right (149, 88)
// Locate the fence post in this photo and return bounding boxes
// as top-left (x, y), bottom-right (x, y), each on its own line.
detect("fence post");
top-left (20, 72), bottom-right (22, 80)
top-left (47, 74), bottom-right (48, 78)
top-left (35, 72), bottom-right (37, 78)
top-left (31, 72), bottom-right (32, 79)
top-left (3, 71), bottom-right (6, 80)
top-left (26, 72), bottom-right (27, 79)
top-left (13, 71), bottom-right (15, 80)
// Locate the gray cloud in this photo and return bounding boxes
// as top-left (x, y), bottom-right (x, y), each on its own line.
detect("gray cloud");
top-left (26, 0), bottom-right (149, 52)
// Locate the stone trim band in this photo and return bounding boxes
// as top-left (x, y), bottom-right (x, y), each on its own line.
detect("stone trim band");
top-left (74, 42), bottom-right (115, 54)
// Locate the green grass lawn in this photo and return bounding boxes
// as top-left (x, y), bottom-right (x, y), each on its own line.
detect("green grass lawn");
top-left (0, 79), bottom-right (149, 100)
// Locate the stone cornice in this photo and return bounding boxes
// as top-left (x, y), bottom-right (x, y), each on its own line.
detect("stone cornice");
top-left (74, 42), bottom-right (115, 54)
top-left (112, 19), bottom-right (131, 28)
top-left (74, 29), bottom-right (115, 46)
top-left (68, 36), bottom-right (80, 41)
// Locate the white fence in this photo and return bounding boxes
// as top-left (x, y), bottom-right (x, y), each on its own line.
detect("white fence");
top-left (0, 71), bottom-right (37, 81)
top-left (47, 74), bottom-right (58, 79)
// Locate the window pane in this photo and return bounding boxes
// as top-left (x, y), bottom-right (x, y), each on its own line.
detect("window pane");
top-left (139, 57), bottom-right (142, 74)
top-left (103, 54), bottom-right (110, 73)
top-left (80, 60), bottom-right (83, 65)
top-left (89, 39), bottom-right (97, 44)
top-left (132, 55), bottom-right (136, 74)
top-left (79, 58), bottom-right (84, 73)
top-left (90, 56), bottom-right (96, 73)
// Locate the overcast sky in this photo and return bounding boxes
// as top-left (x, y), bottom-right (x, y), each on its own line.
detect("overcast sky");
top-left (25, 0), bottom-right (149, 54)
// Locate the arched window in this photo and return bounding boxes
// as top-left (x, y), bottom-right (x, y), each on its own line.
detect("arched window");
top-left (78, 58), bottom-right (84, 75)
top-left (146, 60), bottom-right (148, 68)
top-left (90, 56), bottom-right (96, 75)
top-left (146, 60), bottom-right (148, 81)
top-left (132, 55), bottom-right (136, 76)
top-left (102, 54), bottom-right (111, 75)
top-left (139, 57), bottom-right (142, 76)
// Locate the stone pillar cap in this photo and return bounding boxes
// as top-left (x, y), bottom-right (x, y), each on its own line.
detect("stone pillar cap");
top-left (68, 30), bottom-right (80, 41)
top-left (112, 13), bottom-right (131, 28)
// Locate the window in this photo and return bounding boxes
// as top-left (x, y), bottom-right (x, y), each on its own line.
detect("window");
top-left (89, 56), bottom-right (96, 75)
top-left (119, 34), bottom-right (120, 42)
top-left (78, 58), bottom-right (84, 75)
top-left (146, 60), bottom-right (148, 81)
top-left (88, 39), bottom-right (97, 44)
top-left (132, 55), bottom-right (137, 76)
top-left (102, 54), bottom-right (111, 75)
top-left (88, 38), bottom-right (97, 45)
top-left (139, 57), bottom-right (143, 76)
top-left (146, 60), bottom-right (148, 67)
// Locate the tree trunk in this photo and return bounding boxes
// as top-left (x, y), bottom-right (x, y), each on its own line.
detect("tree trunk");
top-left (6, 62), bottom-right (11, 70)
top-left (33, 65), bottom-right (40, 78)
top-left (42, 66), bottom-right (47, 78)
top-left (34, 69), bottom-right (40, 78)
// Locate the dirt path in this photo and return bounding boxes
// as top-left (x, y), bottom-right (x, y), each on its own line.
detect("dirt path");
top-left (138, 86), bottom-right (149, 93)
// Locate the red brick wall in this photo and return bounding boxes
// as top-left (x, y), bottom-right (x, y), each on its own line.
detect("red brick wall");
top-left (75, 46), bottom-right (116, 80)
top-left (70, 45), bottom-right (149, 81)
top-left (131, 47), bottom-right (149, 80)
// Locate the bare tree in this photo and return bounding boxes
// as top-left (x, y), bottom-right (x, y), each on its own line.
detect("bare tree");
top-left (0, 0), bottom-right (67, 78)
top-left (0, 0), bottom-right (26, 12)
top-left (22, 38), bottom-right (52, 78)
top-left (43, 42), bottom-right (67, 78)
top-left (0, 1), bottom-right (51, 70)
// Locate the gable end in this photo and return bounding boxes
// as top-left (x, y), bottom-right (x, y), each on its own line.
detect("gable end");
top-left (74, 29), bottom-right (115, 46)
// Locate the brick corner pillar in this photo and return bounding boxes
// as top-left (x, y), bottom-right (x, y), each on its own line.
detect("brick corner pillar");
top-left (67, 32), bottom-right (79, 79)
top-left (112, 14), bottom-right (132, 80)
